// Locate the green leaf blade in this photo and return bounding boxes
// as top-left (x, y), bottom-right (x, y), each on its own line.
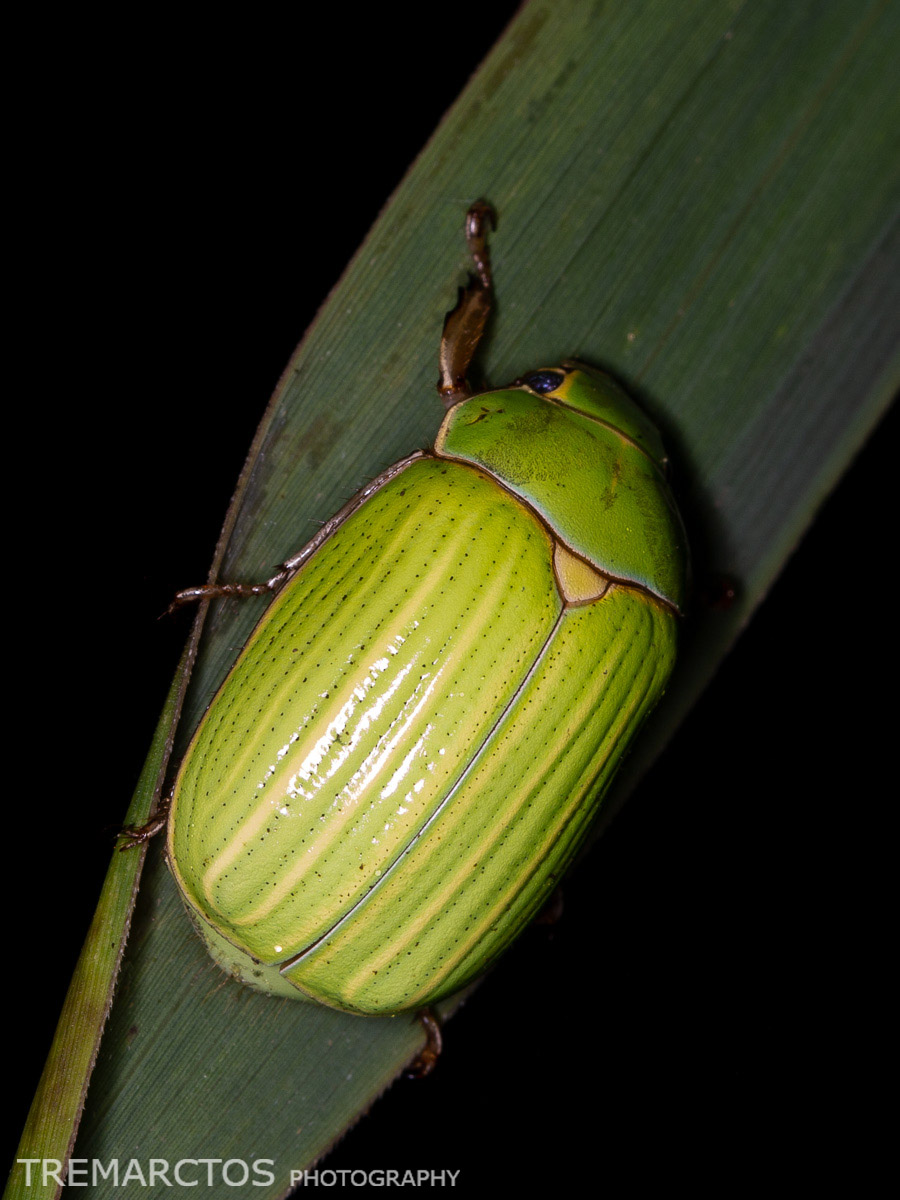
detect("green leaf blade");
top-left (13, 1), bottom-right (897, 1194)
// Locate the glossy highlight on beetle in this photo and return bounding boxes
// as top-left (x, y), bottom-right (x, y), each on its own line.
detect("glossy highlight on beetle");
top-left (159, 205), bottom-right (688, 1017)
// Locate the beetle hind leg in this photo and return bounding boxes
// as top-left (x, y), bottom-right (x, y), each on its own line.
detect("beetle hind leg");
top-left (405, 1008), bottom-right (443, 1079)
top-left (118, 790), bottom-right (172, 850)
top-left (533, 884), bottom-right (565, 928)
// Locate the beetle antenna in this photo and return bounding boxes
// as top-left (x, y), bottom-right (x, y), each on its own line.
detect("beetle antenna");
top-left (437, 200), bottom-right (496, 410)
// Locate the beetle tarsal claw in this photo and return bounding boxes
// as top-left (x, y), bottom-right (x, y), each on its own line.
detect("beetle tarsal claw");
top-left (464, 199), bottom-right (496, 290)
top-left (405, 1009), bottom-right (443, 1079)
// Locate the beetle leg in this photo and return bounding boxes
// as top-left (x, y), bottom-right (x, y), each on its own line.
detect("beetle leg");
top-left (437, 201), bottom-right (496, 410)
top-left (118, 790), bottom-right (173, 850)
top-left (405, 1008), bottom-right (443, 1078)
top-left (167, 453), bottom-right (429, 615)
top-left (166, 572), bottom-right (290, 614)
top-left (533, 884), bottom-right (565, 927)
top-left (277, 453), bottom-right (427, 576)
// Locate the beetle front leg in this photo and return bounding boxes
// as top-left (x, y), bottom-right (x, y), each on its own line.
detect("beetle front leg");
top-left (437, 201), bottom-right (496, 410)
top-left (405, 1008), bottom-right (443, 1079)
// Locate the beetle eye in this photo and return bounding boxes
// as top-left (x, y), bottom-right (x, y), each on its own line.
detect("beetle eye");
top-left (522, 369), bottom-right (565, 394)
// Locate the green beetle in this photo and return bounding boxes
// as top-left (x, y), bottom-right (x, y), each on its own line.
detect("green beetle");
top-left (127, 203), bottom-right (687, 1036)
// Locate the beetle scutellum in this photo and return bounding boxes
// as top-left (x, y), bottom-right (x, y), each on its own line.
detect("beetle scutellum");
top-left (123, 204), bottom-right (688, 1071)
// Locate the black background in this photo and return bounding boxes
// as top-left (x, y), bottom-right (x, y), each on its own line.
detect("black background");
top-left (9, 5), bottom-right (893, 1193)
